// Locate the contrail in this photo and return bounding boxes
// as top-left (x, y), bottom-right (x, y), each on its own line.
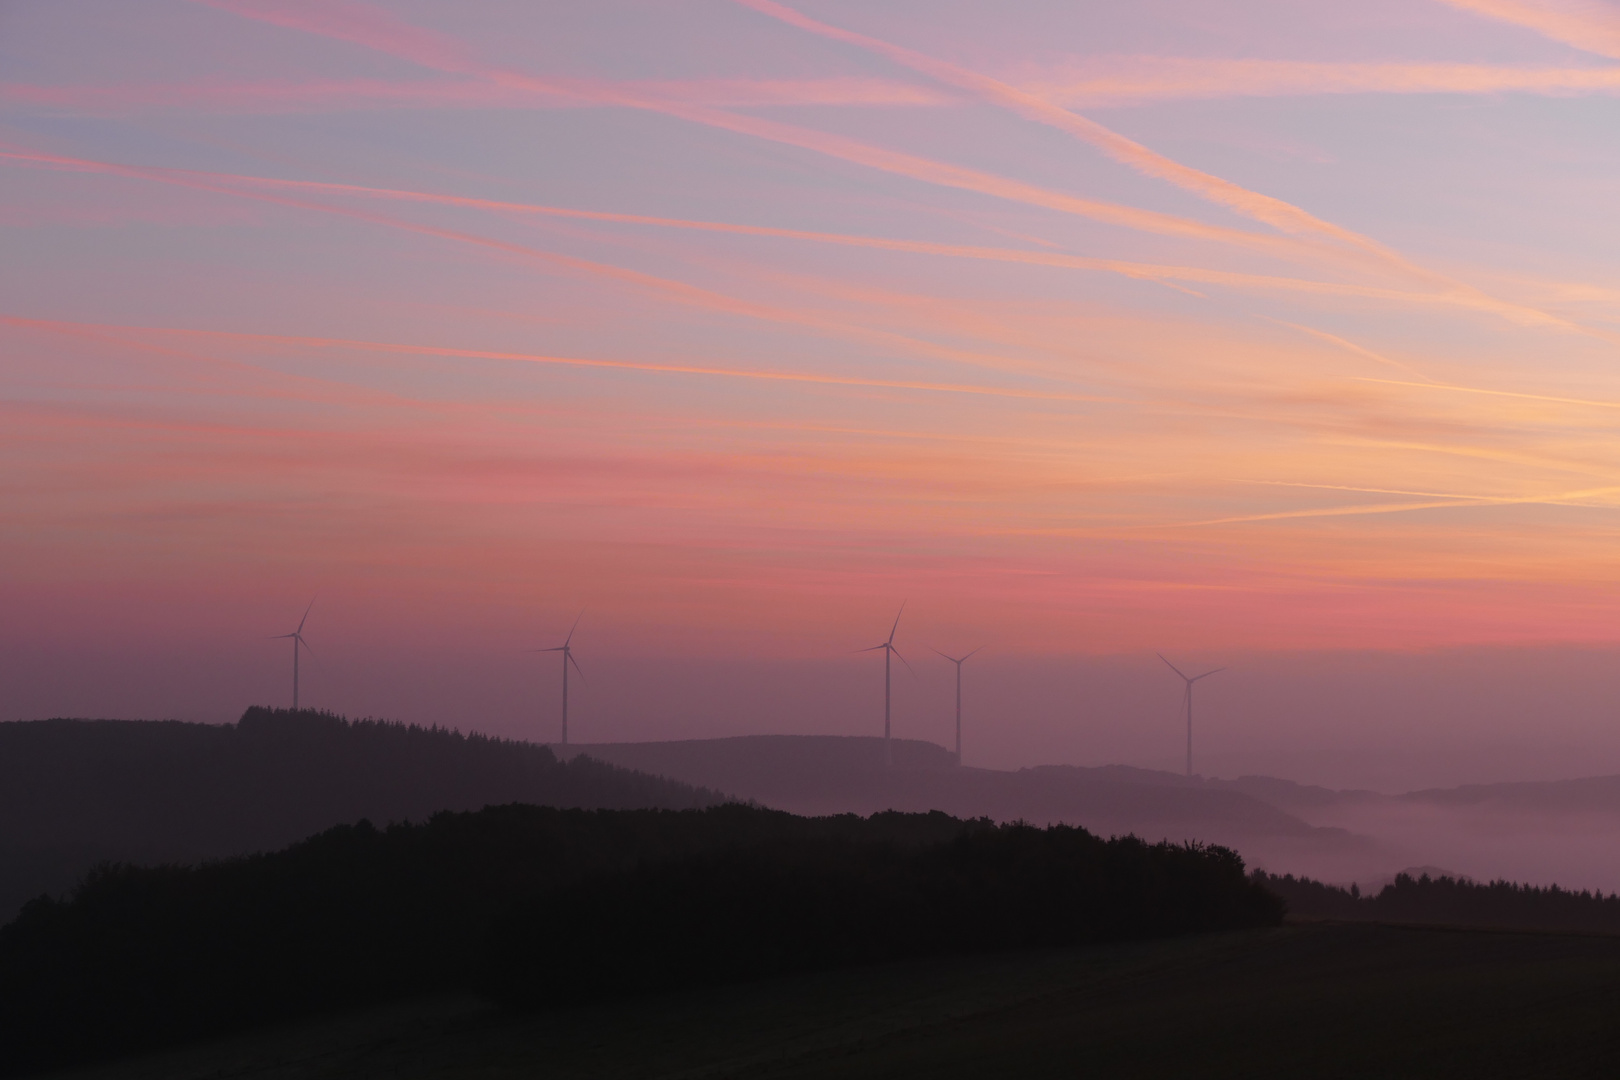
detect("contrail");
top-left (1264, 320), bottom-right (1434, 381)
top-left (0, 313), bottom-right (402, 408)
top-left (1173, 483), bottom-right (1620, 527)
top-left (3, 315), bottom-right (1120, 406)
top-left (1026, 58), bottom-right (1620, 107)
top-left (0, 146), bottom-right (1585, 331)
top-left (1230, 479), bottom-right (1511, 501)
top-left (189, 1), bottom-right (1324, 262)
top-left (1435, 0), bottom-right (1620, 62)
top-left (734, 0), bottom-right (1395, 256)
top-left (1353, 377), bottom-right (1620, 412)
top-left (731, 0), bottom-right (1602, 332)
top-left (189, 1), bottom-right (1604, 337)
top-left (0, 147), bottom-right (1065, 379)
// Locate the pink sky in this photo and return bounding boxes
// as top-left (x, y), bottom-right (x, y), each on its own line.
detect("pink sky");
top-left (6, 1), bottom-right (1620, 788)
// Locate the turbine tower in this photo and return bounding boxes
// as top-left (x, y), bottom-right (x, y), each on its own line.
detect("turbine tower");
top-left (1158, 654), bottom-right (1224, 777)
top-left (538, 613), bottom-right (585, 745)
top-left (272, 599), bottom-right (315, 711)
top-left (861, 604), bottom-right (911, 767)
top-left (932, 646), bottom-right (982, 766)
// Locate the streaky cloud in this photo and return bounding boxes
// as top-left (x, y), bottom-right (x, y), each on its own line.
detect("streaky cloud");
top-left (0, 75), bottom-right (946, 116)
top-left (0, 146), bottom-right (1066, 380)
top-left (1018, 57), bottom-right (1620, 107)
top-left (728, 0), bottom-right (1610, 335)
top-left (1436, 0), bottom-right (1620, 61)
top-left (5, 316), bottom-right (1121, 406)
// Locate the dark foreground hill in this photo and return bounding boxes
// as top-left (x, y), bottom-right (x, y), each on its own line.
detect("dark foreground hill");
top-left (0, 803), bottom-right (1280, 1075)
top-left (0, 709), bottom-right (722, 919)
top-left (53, 922), bottom-right (1620, 1080)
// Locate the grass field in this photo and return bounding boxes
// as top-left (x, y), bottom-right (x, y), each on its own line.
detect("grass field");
top-left (59, 921), bottom-right (1620, 1080)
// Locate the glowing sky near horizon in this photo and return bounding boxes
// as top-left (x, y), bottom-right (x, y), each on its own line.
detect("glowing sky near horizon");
top-left (7, 1), bottom-right (1620, 776)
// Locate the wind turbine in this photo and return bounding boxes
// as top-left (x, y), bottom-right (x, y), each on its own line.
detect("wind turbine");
top-left (861, 603), bottom-right (911, 767)
top-left (538, 613), bottom-right (585, 745)
top-left (932, 646), bottom-right (983, 766)
top-left (272, 599), bottom-right (316, 711)
top-left (1158, 654), bottom-right (1224, 778)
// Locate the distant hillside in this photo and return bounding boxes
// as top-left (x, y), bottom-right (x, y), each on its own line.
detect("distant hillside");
top-left (561, 736), bottom-right (1322, 837)
top-left (558, 737), bottom-right (1371, 879)
top-left (1210, 773), bottom-right (1620, 816)
top-left (564, 738), bottom-right (1620, 890)
top-left (563, 734), bottom-right (956, 799)
top-left (1401, 775), bottom-right (1620, 813)
top-left (0, 709), bottom-right (725, 919)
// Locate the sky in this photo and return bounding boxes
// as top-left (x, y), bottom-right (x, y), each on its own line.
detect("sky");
top-left (6, 0), bottom-right (1620, 789)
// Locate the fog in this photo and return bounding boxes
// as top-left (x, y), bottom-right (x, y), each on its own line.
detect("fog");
top-left (1282, 801), bottom-right (1620, 895)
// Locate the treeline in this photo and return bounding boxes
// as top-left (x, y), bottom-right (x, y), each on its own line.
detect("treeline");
top-left (1259, 870), bottom-right (1620, 933)
top-left (0, 708), bottom-right (722, 918)
top-left (0, 804), bottom-right (1282, 1075)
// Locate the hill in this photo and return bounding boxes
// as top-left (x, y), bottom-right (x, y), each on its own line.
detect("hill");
top-left (1260, 868), bottom-right (1620, 933)
top-left (559, 736), bottom-right (1373, 880)
top-left (0, 708), bottom-right (723, 919)
top-left (562, 738), bottom-right (1620, 890)
top-left (1402, 774), bottom-right (1620, 813)
top-left (0, 803), bottom-right (1278, 1075)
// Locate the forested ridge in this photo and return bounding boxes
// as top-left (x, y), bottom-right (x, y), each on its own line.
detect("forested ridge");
top-left (1259, 870), bottom-right (1620, 933)
top-left (0, 804), bottom-right (1281, 1075)
top-left (0, 708), bottom-right (722, 917)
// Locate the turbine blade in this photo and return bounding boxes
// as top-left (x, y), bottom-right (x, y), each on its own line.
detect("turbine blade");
top-left (858, 644), bottom-right (888, 652)
top-left (297, 597), bottom-right (316, 634)
top-left (929, 646), bottom-right (955, 663)
top-left (1191, 667), bottom-right (1225, 682)
top-left (294, 633), bottom-right (314, 657)
top-left (892, 645), bottom-right (916, 677)
top-left (887, 600), bottom-right (906, 644)
top-left (565, 609), bottom-right (584, 647)
top-left (538, 646), bottom-right (566, 652)
top-left (1157, 653), bottom-right (1189, 681)
top-left (962, 646), bottom-right (986, 661)
top-left (270, 633), bottom-right (296, 639)
top-left (567, 651), bottom-right (585, 681)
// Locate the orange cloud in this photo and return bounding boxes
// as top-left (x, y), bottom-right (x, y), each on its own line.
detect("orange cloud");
top-left (1436, 0), bottom-right (1620, 61)
top-left (0, 75), bottom-right (945, 116)
top-left (12, 3), bottom-right (1620, 657)
top-left (1022, 57), bottom-right (1620, 106)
